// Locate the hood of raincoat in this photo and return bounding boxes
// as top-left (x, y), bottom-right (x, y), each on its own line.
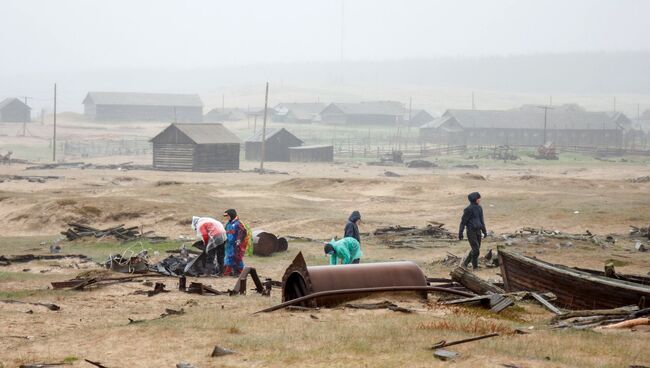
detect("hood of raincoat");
top-left (191, 216), bottom-right (200, 230)
top-left (468, 192), bottom-right (481, 204)
top-left (348, 211), bottom-right (361, 223)
top-left (224, 209), bottom-right (237, 221)
top-left (324, 243), bottom-right (335, 255)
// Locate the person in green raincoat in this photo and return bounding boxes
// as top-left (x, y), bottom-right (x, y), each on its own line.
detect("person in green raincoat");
top-left (324, 237), bottom-right (362, 265)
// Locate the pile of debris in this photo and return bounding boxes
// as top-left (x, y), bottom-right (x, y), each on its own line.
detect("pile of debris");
top-left (406, 160), bottom-right (437, 168)
top-left (501, 227), bottom-right (613, 248)
top-left (630, 225), bottom-right (650, 240)
top-left (26, 161), bottom-right (151, 171)
top-left (373, 223), bottom-right (454, 248)
top-left (0, 175), bottom-right (62, 183)
top-left (490, 145), bottom-right (518, 161)
top-left (552, 306), bottom-right (650, 330)
top-left (61, 223), bottom-right (166, 242)
top-left (627, 176), bottom-right (650, 183)
top-left (104, 250), bottom-right (149, 273)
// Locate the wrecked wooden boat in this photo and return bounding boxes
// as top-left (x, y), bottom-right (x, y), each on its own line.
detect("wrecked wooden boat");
top-left (498, 249), bottom-right (650, 310)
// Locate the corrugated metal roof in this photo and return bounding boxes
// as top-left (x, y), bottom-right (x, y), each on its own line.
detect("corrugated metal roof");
top-left (445, 107), bottom-right (631, 130)
top-left (84, 92), bottom-right (203, 107)
top-left (152, 123), bottom-right (240, 144)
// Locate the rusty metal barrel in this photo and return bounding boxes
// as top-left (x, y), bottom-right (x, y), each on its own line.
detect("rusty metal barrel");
top-left (282, 252), bottom-right (428, 307)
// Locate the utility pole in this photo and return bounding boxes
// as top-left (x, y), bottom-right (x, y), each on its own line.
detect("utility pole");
top-left (20, 96), bottom-right (32, 136)
top-left (471, 92), bottom-right (475, 110)
top-left (549, 95), bottom-right (553, 106)
top-left (536, 105), bottom-right (553, 145)
top-left (53, 83), bottom-right (57, 162)
top-left (260, 82), bottom-right (269, 172)
top-left (613, 97), bottom-right (616, 112)
top-left (173, 107), bottom-right (177, 123)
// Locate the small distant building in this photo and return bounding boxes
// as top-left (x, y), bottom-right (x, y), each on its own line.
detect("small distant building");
top-left (0, 98), bottom-right (31, 123)
top-left (406, 109), bottom-right (435, 127)
top-left (245, 127), bottom-right (303, 161)
top-left (204, 108), bottom-right (248, 123)
top-left (289, 145), bottom-right (334, 162)
top-left (150, 123), bottom-right (240, 172)
top-left (272, 103), bottom-right (326, 123)
top-left (320, 101), bottom-right (406, 125)
top-left (419, 115), bottom-right (465, 145)
top-left (83, 92), bottom-right (203, 122)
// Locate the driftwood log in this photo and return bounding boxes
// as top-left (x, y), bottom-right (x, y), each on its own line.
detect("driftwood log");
top-left (450, 267), bottom-right (505, 294)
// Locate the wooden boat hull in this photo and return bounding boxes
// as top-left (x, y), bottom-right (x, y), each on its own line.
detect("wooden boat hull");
top-left (498, 250), bottom-right (650, 310)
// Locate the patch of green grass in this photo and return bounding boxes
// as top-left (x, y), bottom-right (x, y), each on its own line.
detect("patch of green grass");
top-left (63, 356), bottom-right (78, 364)
top-left (0, 271), bottom-right (52, 282)
top-left (605, 258), bottom-right (630, 267)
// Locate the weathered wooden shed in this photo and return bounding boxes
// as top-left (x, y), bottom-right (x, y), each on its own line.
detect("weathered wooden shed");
top-left (245, 128), bottom-right (303, 161)
top-left (0, 98), bottom-right (30, 123)
top-left (289, 145), bottom-right (334, 162)
top-left (83, 92), bottom-right (203, 122)
top-left (150, 123), bottom-right (241, 172)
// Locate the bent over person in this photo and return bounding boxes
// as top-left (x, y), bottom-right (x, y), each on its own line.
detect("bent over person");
top-left (458, 192), bottom-right (487, 269)
top-left (324, 237), bottom-right (362, 265)
top-left (191, 216), bottom-right (227, 275)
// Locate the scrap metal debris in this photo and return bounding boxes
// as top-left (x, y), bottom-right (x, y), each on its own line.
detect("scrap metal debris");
top-left (62, 223), bottom-right (166, 242)
top-left (431, 333), bottom-right (499, 350)
top-left (231, 267), bottom-right (269, 296)
top-left (373, 223), bottom-right (454, 248)
top-left (502, 227), bottom-right (611, 247)
top-left (628, 176), bottom-right (650, 183)
top-left (552, 306), bottom-right (650, 330)
top-left (433, 349), bottom-right (459, 361)
top-left (0, 299), bottom-right (60, 311)
top-left (0, 175), bottom-right (63, 183)
top-left (84, 359), bottom-right (109, 368)
top-left (630, 225), bottom-right (650, 240)
top-left (104, 250), bottom-right (149, 273)
top-left (0, 253), bottom-right (92, 266)
top-left (128, 308), bottom-right (185, 324)
top-left (252, 231), bottom-right (289, 256)
top-left (343, 300), bottom-right (414, 313)
top-left (211, 345), bottom-right (236, 357)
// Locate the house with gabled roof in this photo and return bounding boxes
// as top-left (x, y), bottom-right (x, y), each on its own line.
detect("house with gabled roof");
top-left (83, 92), bottom-right (203, 122)
top-left (150, 123), bottom-right (240, 171)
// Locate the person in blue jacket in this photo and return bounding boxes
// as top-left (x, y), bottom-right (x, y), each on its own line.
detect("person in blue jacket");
top-left (324, 237), bottom-right (362, 265)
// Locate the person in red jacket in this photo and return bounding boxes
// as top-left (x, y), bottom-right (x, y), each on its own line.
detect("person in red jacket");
top-left (191, 216), bottom-right (227, 275)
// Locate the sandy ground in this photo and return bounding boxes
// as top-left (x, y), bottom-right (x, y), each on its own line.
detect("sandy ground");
top-left (1, 156), bottom-right (650, 367)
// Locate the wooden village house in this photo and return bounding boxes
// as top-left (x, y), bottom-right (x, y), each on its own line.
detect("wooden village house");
top-left (83, 92), bottom-right (203, 122)
top-left (0, 98), bottom-right (30, 123)
top-left (245, 127), bottom-right (303, 161)
top-left (320, 101), bottom-right (406, 125)
top-left (420, 104), bottom-right (633, 148)
top-left (150, 123), bottom-right (241, 172)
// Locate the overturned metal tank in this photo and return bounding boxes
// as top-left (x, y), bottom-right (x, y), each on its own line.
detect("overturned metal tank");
top-left (281, 252), bottom-right (428, 307)
top-left (253, 231), bottom-right (289, 256)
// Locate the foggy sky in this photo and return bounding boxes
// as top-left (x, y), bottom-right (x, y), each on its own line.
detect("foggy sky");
top-left (2, 0), bottom-right (649, 72)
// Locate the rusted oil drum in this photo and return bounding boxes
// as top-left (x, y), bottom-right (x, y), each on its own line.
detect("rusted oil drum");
top-left (277, 237), bottom-right (288, 252)
top-left (253, 231), bottom-right (279, 256)
top-left (282, 253), bottom-right (428, 307)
